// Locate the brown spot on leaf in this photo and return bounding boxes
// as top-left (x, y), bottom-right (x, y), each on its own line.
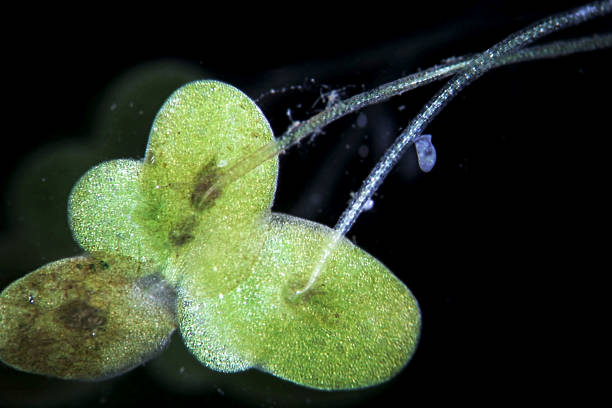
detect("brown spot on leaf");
top-left (56, 300), bottom-right (107, 331)
top-left (190, 159), bottom-right (221, 211)
top-left (168, 215), bottom-right (197, 247)
top-left (168, 231), bottom-right (194, 247)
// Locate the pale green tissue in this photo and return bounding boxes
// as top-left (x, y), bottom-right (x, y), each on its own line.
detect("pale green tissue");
top-left (179, 213), bottom-right (421, 390)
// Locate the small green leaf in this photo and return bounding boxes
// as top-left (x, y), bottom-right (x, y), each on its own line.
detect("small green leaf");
top-left (0, 254), bottom-right (176, 380)
top-left (69, 159), bottom-right (163, 265)
top-left (179, 213), bottom-right (421, 390)
top-left (135, 80), bottom-right (278, 264)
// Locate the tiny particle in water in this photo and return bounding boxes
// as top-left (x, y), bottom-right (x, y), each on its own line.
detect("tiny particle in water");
top-left (110, 103), bottom-right (117, 111)
top-left (41, 177), bottom-right (46, 183)
top-left (363, 199), bottom-right (374, 211)
top-left (358, 145), bottom-right (369, 158)
top-left (179, 366), bottom-right (185, 374)
top-left (356, 112), bottom-right (368, 128)
top-left (218, 293), bottom-right (224, 300)
top-left (398, 104), bottom-right (406, 111)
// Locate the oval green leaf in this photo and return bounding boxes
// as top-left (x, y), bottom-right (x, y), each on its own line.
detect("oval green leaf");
top-left (0, 254), bottom-right (176, 380)
top-left (179, 213), bottom-right (421, 390)
top-left (68, 159), bottom-right (164, 266)
top-left (135, 80), bottom-right (278, 266)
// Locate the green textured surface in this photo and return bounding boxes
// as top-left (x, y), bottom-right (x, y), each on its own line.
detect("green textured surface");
top-left (136, 80), bottom-right (278, 280)
top-left (1, 79), bottom-right (421, 389)
top-left (0, 254), bottom-right (176, 380)
top-left (69, 159), bottom-right (162, 265)
top-left (179, 214), bottom-right (421, 390)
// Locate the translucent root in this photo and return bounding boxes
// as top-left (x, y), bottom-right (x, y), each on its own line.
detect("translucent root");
top-left (295, 229), bottom-right (344, 296)
top-left (297, 1), bottom-right (612, 296)
top-left (198, 33), bottom-right (612, 209)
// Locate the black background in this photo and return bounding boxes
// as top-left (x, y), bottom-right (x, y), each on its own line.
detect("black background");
top-left (1, 1), bottom-right (610, 407)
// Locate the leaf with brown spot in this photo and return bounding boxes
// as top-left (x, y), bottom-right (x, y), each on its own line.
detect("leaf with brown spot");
top-left (0, 254), bottom-right (176, 380)
top-left (136, 81), bottom-right (278, 259)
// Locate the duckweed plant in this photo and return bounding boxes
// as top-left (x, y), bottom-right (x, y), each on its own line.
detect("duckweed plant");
top-left (1, 1), bottom-right (611, 391)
